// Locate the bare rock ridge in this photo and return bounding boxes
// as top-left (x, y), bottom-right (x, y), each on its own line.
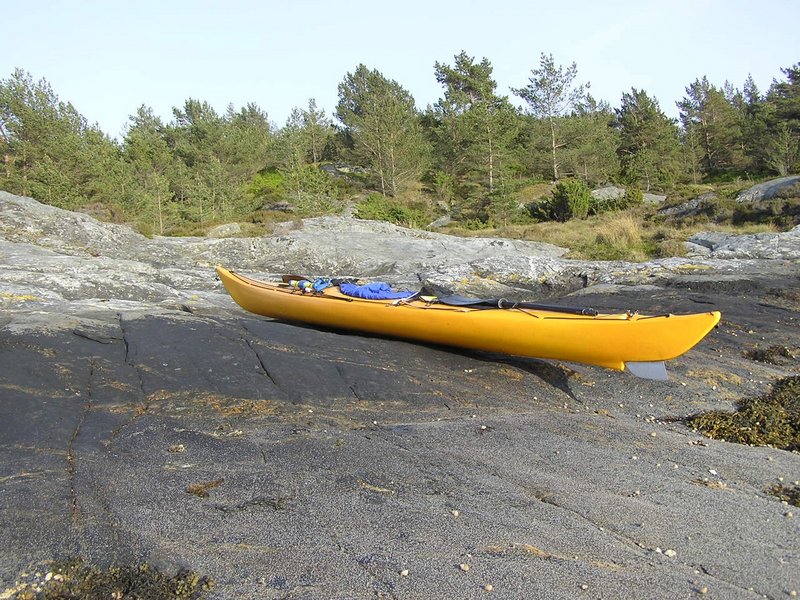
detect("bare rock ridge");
top-left (1, 190), bottom-right (798, 313)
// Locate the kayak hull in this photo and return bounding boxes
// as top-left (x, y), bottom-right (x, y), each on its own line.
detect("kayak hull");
top-left (216, 267), bottom-right (720, 373)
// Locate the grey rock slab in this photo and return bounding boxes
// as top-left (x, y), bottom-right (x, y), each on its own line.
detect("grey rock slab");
top-left (591, 186), bottom-right (626, 200)
top-left (688, 226), bottom-right (800, 259)
top-left (1, 301), bottom-right (798, 599)
top-left (642, 192), bottom-right (667, 204)
top-left (735, 175), bottom-right (800, 202)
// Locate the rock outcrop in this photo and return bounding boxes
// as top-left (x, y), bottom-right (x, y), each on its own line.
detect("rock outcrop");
top-left (660, 175), bottom-right (800, 219)
top-left (736, 175), bottom-right (800, 202)
top-left (658, 192), bottom-right (717, 217)
top-left (591, 185), bottom-right (626, 200)
top-left (2, 190), bottom-right (799, 312)
top-left (686, 225), bottom-right (800, 259)
top-left (1, 190), bottom-right (799, 599)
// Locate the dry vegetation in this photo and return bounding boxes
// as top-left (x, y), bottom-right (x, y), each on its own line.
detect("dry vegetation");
top-left (446, 204), bottom-right (782, 262)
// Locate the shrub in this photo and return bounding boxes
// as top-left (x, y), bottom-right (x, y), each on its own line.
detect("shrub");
top-left (354, 193), bottom-right (426, 227)
top-left (248, 169), bottom-right (284, 202)
top-left (550, 179), bottom-right (591, 221)
top-left (590, 188), bottom-right (643, 215)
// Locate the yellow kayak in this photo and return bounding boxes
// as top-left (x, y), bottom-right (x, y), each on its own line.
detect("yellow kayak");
top-left (216, 266), bottom-right (720, 379)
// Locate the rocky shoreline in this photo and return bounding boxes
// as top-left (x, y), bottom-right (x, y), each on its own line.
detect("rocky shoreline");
top-left (1, 191), bottom-right (798, 598)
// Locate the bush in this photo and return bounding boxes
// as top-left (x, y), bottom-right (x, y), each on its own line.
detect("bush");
top-left (590, 188), bottom-right (643, 215)
top-left (247, 169), bottom-right (284, 202)
top-left (354, 193), bottom-right (426, 227)
top-left (550, 179), bottom-right (591, 221)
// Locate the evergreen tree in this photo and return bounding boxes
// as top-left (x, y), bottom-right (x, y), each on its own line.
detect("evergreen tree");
top-left (430, 51), bottom-right (520, 217)
top-left (223, 102), bottom-right (274, 187)
top-left (123, 106), bottom-right (176, 233)
top-left (165, 99), bottom-right (274, 223)
top-left (299, 98), bottom-right (333, 164)
top-left (764, 63), bottom-right (800, 174)
top-left (769, 63), bottom-right (800, 122)
top-left (0, 68), bottom-right (126, 209)
top-left (677, 77), bottom-right (745, 176)
top-left (513, 53), bottom-right (589, 181)
top-left (736, 75), bottom-right (772, 173)
top-left (277, 107), bottom-right (336, 215)
top-left (615, 88), bottom-right (682, 189)
top-left (336, 64), bottom-right (429, 196)
top-left (560, 97), bottom-right (620, 185)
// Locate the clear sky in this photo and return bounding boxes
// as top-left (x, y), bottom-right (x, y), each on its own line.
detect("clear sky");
top-left (4, 0), bottom-right (798, 139)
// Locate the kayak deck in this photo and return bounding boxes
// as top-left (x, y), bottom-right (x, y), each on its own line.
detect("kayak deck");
top-left (216, 266), bottom-right (721, 377)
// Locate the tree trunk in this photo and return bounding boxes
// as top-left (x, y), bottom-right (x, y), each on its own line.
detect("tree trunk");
top-left (311, 131), bottom-right (319, 164)
top-left (22, 146), bottom-right (28, 196)
top-left (388, 144), bottom-right (397, 197)
top-left (550, 119), bottom-right (559, 181)
top-left (487, 124), bottom-right (494, 193)
top-left (376, 141), bottom-right (387, 197)
top-left (157, 188), bottom-right (164, 235)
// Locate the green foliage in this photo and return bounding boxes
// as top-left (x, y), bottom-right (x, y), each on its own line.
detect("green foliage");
top-left (513, 53), bottom-right (590, 181)
top-left (459, 218), bottom-right (495, 231)
top-left (248, 169), bottom-right (284, 202)
top-left (590, 187), bottom-right (643, 215)
top-left (336, 64), bottom-right (429, 196)
top-left (354, 193), bottom-right (426, 227)
top-left (766, 62), bottom-right (800, 174)
top-left (549, 178), bottom-right (591, 221)
top-left (429, 52), bottom-right (520, 214)
top-left (662, 191), bottom-right (800, 230)
top-left (678, 77), bottom-right (747, 177)
top-left (488, 190), bottom-right (520, 227)
top-left (0, 69), bottom-right (129, 210)
top-left (560, 99), bottom-right (621, 185)
top-left (732, 198), bottom-right (800, 228)
top-left (616, 88), bottom-right (683, 189)
top-left (3, 58), bottom-right (800, 238)
top-left (430, 170), bottom-right (455, 206)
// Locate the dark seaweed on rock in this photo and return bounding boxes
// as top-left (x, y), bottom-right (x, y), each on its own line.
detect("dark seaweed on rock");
top-left (687, 376), bottom-right (800, 450)
top-left (768, 483), bottom-right (800, 507)
top-left (7, 558), bottom-right (214, 599)
top-left (744, 345), bottom-right (797, 364)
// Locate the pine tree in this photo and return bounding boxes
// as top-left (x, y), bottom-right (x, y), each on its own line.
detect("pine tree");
top-left (300, 98), bottom-right (332, 164)
top-left (764, 63), bottom-right (800, 175)
top-left (0, 68), bottom-right (126, 209)
top-left (513, 53), bottom-right (589, 181)
top-left (615, 88), bottom-right (682, 189)
top-left (735, 75), bottom-right (772, 173)
top-left (430, 51), bottom-right (519, 217)
top-left (123, 106), bottom-right (176, 233)
top-left (277, 107), bottom-right (335, 215)
top-left (336, 64), bottom-right (429, 196)
top-left (677, 77), bottom-right (745, 177)
top-left (561, 97), bottom-right (620, 186)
